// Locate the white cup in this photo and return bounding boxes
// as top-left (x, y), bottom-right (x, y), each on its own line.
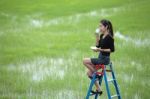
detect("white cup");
top-left (95, 28), bottom-right (100, 34)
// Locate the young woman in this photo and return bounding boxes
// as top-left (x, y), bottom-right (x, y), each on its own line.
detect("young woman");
top-left (83, 19), bottom-right (115, 95)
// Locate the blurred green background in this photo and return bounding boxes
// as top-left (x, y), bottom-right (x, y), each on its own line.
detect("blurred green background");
top-left (0, 0), bottom-right (150, 98)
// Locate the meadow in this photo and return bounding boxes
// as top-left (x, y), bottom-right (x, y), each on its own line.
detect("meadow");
top-left (0, 0), bottom-right (150, 99)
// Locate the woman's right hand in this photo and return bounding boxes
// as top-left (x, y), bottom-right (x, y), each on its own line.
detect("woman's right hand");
top-left (95, 28), bottom-right (100, 34)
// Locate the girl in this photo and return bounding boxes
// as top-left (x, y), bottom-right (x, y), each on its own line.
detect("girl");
top-left (83, 19), bottom-right (115, 95)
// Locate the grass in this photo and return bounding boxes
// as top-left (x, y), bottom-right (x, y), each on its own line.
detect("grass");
top-left (0, 0), bottom-right (150, 98)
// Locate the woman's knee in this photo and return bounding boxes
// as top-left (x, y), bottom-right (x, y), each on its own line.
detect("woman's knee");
top-left (83, 58), bottom-right (88, 65)
top-left (83, 58), bottom-right (90, 65)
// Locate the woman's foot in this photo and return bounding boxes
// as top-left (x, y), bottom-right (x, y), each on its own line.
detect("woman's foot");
top-left (88, 76), bottom-right (93, 80)
top-left (91, 90), bottom-right (96, 94)
top-left (90, 90), bottom-right (103, 95)
top-left (96, 90), bottom-right (103, 96)
top-left (96, 89), bottom-right (103, 95)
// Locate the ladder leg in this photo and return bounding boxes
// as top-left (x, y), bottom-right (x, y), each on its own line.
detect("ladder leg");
top-left (86, 73), bottom-right (96, 99)
top-left (99, 75), bottom-right (103, 85)
top-left (110, 64), bottom-right (122, 99)
top-left (104, 69), bottom-right (111, 99)
top-left (94, 93), bottom-right (98, 99)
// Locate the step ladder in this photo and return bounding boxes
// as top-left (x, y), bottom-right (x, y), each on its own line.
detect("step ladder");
top-left (86, 63), bottom-right (121, 99)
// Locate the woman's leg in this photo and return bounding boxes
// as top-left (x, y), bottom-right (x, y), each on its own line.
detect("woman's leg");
top-left (83, 58), bottom-right (95, 73)
top-left (87, 70), bottom-right (101, 91)
top-left (87, 70), bottom-right (93, 78)
top-left (83, 58), bottom-right (102, 92)
top-left (95, 80), bottom-right (101, 92)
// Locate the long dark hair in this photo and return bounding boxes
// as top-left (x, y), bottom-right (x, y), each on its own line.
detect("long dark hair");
top-left (100, 19), bottom-right (114, 38)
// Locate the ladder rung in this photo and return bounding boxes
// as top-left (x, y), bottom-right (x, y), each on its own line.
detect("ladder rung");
top-left (108, 79), bottom-right (115, 82)
top-left (106, 70), bottom-right (112, 72)
top-left (111, 94), bottom-right (119, 98)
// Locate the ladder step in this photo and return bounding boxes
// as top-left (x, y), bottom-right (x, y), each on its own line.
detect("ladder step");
top-left (111, 94), bottom-right (119, 98)
top-left (108, 79), bottom-right (115, 82)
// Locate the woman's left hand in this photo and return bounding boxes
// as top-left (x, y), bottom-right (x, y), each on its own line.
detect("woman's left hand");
top-left (93, 48), bottom-right (99, 52)
top-left (93, 48), bottom-right (104, 52)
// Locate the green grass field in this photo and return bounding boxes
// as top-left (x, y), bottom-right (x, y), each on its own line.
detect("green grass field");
top-left (0, 0), bottom-right (150, 99)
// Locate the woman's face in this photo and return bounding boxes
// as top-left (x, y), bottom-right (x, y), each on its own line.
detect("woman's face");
top-left (99, 23), bottom-right (107, 34)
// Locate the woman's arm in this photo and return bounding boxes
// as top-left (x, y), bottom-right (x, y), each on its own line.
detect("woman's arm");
top-left (98, 48), bottom-right (111, 52)
top-left (93, 48), bottom-right (111, 52)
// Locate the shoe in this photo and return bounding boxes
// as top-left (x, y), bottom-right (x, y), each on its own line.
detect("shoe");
top-left (91, 90), bottom-right (96, 94)
top-left (96, 90), bottom-right (103, 96)
top-left (91, 90), bottom-right (103, 96)
top-left (88, 76), bottom-right (93, 80)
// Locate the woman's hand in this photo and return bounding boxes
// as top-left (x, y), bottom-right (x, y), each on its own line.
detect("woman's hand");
top-left (93, 48), bottom-right (104, 52)
top-left (93, 48), bottom-right (100, 52)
